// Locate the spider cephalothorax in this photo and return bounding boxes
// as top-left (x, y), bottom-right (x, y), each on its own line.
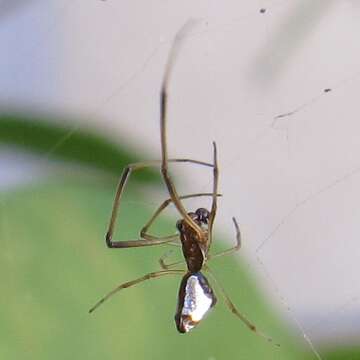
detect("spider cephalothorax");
top-left (175, 208), bottom-right (212, 273)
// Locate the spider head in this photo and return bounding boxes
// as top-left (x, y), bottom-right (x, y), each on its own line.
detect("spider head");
top-left (195, 208), bottom-right (210, 225)
top-left (176, 208), bottom-right (210, 232)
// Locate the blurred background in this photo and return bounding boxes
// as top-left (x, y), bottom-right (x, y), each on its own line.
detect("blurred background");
top-left (1, 1), bottom-right (360, 359)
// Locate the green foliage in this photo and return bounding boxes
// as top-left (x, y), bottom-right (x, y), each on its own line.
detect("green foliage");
top-left (0, 113), bottom-right (158, 182)
top-left (323, 347), bottom-right (360, 360)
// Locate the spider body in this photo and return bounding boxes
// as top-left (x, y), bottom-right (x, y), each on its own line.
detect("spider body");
top-left (89, 20), bottom-right (276, 345)
top-left (174, 208), bottom-right (215, 333)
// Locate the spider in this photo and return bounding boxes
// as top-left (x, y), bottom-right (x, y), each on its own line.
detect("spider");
top-left (89, 20), bottom-right (276, 345)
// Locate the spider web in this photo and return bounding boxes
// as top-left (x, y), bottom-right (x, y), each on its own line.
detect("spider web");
top-left (2, 0), bottom-right (360, 358)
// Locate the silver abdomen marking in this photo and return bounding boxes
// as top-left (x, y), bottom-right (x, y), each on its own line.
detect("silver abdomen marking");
top-left (175, 272), bottom-right (217, 333)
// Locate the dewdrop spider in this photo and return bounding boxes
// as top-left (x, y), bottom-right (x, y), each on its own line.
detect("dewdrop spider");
top-left (89, 20), bottom-right (276, 345)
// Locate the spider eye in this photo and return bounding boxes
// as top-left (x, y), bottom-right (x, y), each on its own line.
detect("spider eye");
top-left (195, 208), bottom-right (210, 223)
top-left (176, 220), bottom-right (183, 232)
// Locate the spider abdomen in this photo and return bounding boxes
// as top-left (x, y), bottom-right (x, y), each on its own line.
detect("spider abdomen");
top-left (175, 271), bottom-right (217, 333)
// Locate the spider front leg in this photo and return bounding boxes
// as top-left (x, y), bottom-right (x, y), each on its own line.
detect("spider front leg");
top-left (209, 217), bottom-right (241, 261)
top-left (159, 21), bottom-right (210, 236)
top-left (106, 159), bottom-right (214, 248)
top-left (139, 192), bottom-right (222, 270)
top-left (140, 192), bottom-right (222, 241)
top-left (208, 142), bottom-right (219, 234)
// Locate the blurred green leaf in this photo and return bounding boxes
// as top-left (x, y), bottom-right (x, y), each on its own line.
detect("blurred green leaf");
top-left (0, 113), bottom-right (158, 183)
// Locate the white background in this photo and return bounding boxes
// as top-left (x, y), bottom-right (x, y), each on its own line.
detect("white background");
top-left (2, 0), bottom-right (360, 347)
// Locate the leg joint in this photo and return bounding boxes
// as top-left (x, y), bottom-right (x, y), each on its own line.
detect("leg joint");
top-left (105, 232), bottom-right (113, 248)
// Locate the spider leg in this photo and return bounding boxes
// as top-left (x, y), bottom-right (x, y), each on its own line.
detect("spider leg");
top-left (209, 217), bottom-right (241, 261)
top-left (158, 249), bottom-right (185, 270)
top-left (208, 141), bottom-right (219, 247)
top-left (205, 266), bottom-right (279, 347)
top-left (107, 236), bottom-right (180, 249)
top-left (160, 20), bottom-right (205, 236)
top-left (89, 269), bottom-right (184, 314)
top-left (106, 159), bottom-right (214, 248)
top-left (140, 192), bottom-right (222, 241)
